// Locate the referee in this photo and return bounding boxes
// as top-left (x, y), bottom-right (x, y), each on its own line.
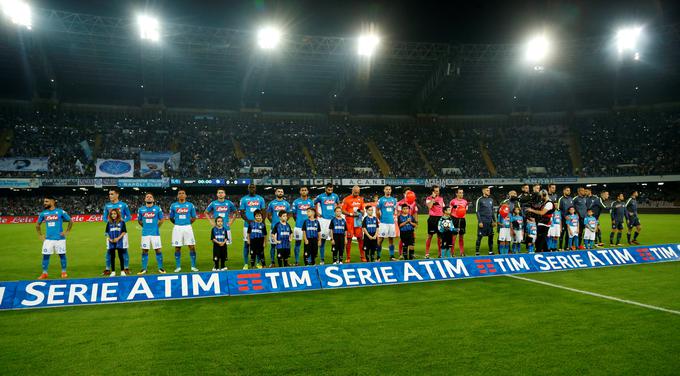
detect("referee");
top-left (425, 185), bottom-right (444, 258)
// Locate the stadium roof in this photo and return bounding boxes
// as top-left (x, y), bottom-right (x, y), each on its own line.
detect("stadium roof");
top-left (1, 6), bottom-right (680, 114)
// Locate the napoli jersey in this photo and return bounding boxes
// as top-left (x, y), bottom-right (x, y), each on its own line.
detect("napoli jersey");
top-left (105, 221), bottom-right (127, 249)
top-left (362, 216), bottom-right (379, 236)
top-left (377, 196), bottom-right (398, 224)
top-left (527, 222), bottom-right (537, 237)
top-left (551, 211), bottom-right (562, 227)
top-left (584, 216), bottom-right (598, 231)
top-left (138, 205), bottom-right (163, 236)
top-left (272, 222), bottom-right (292, 249)
top-left (498, 215), bottom-right (511, 229)
top-left (206, 199), bottom-right (237, 229)
top-left (292, 198), bottom-right (314, 228)
top-left (510, 214), bottom-right (524, 230)
top-left (103, 201), bottom-right (132, 222)
top-left (329, 217), bottom-right (347, 235)
top-left (248, 221), bottom-right (267, 239)
top-left (567, 214), bottom-right (579, 228)
top-left (267, 199), bottom-right (291, 227)
top-left (314, 193), bottom-right (340, 219)
top-left (398, 214), bottom-right (415, 232)
top-left (302, 219), bottom-right (320, 239)
top-left (38, 208), bottom-right (71, 240)
top-left (169, 201), bottom-right (197, 226)
top-left (240, 195), bottom-right (266, 221)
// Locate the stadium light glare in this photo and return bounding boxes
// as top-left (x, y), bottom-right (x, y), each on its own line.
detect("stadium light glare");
top-left (1, 0), bottom-right (32, 29)
top-left (137, 14), bottom-right (160, 42)
top-left (357, 33), bottom-right (380, 57)
top-left (524, 34), bottom-right (550, 65)
top-left (616, 26), bottom-right (642, 54)
top-left (257, 26), bottom-right (281, 49)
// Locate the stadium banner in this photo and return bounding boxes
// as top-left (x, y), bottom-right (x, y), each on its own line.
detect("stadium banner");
top-left (139, 152), bottom-right (180, 178)
top-left (0, 157), bottom-right (49, 172)
top-left (117, 178), bottom-right (169, 188)
top-left (0, 244), bottom-right (677, 310)
top-left (318, 245), bottom-right (680, 289)
top-left (40, 178), bottom-right (119, 187)
top-left (95, 159), bottom-right (134, 177)
top-left (254, 178), bottom-right (341, 186)
top-left (0, 178), bottom-right (40, 188)
top-left (225, 267), bottom-right (322, 296)
top-left (0, 272), bottom-right (229, 310)
top-left (341, 178), bottom-right (385, 186)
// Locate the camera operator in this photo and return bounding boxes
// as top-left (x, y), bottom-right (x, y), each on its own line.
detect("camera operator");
top-left (525, 189), bottom-right (555, 252)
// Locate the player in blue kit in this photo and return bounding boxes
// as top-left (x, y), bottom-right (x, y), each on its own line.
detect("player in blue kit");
top-left (205, 187), bottom-right (238, 250)
top-left (35, 195), bottom-right (72, 279)
top-left (272, 211), bottom-right (293, 267)
top-left (267, 188), bottom-right (291, 267)
top-left (565, 207), bottom-right (580, 250)
top-left (583, 209), bottom-right (598, 249)
top-left (291, 186), bottom-right (314, 266)
top-left (377, 185), bottom-right (399, 260)
top-left (169, 189), bottom-right (198, 272)
top-left (103, 188), bottom-right (132, 276)
top-left (239, 184), bottom-right (267, 269)
top-left (314, 183), bottom-right (340, 265)
top-left (137, 192), bottom-right (165, 275)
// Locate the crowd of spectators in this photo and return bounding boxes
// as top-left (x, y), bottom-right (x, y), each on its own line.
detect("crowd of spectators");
top-left (1, 108), bottom-right (679, 179)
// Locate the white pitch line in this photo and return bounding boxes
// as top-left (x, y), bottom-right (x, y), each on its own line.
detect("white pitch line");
top-left (507, 274), bottom-right (680, 316)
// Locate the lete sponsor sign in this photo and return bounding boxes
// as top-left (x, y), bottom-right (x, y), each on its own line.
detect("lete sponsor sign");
top-left (0, 245), bottom-right (677, 310)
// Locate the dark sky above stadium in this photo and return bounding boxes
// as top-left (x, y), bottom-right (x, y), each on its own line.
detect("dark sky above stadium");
top-left (36, 0), bottom-right (680, 43)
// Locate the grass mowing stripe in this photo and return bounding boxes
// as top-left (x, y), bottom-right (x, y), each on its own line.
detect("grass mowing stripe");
top-left (507, 274), bottom-right (680, 316)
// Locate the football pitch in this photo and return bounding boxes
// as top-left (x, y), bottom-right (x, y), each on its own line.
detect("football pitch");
top-left (0, 214), bottom-right (678, 375)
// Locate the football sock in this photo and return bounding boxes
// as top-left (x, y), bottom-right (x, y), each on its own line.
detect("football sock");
top-left (190, 250), bottom-right (197, 268)
top-left (294, 241), bottom-right (301, 264)
top-left (42, 254), bottom-right (50, 273)
top-left (141, 252), bottom-right (149, 270)
top-left (155, 252), bottom-right (164, 269)
top-left (175, 251), bottom-right (181, 269)
top-left (59, 254), bottom-right (67, 272)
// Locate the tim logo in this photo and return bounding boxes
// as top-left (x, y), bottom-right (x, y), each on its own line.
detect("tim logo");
top-left (237, 273), bottom-right (264, 291)
top-left (635, 248), bottom-right (655, 261)
top-left (176, 208), bottom-right (189, 214)
top-left (474, 259), bottom-right (497, 274)
top-left (143, 212), bottom-right (156, 218)
top-left (44, 215), bottom-right (59, 221)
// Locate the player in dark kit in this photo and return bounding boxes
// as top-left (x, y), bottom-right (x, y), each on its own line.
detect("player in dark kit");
top-left (272, 211), bottom-right (293, 267)
top-left (556, 187), bottom-right (573, 251)
top-left (475, 187), bottom-right (495, 255)
top-left (397, 205), bottom-right (417, 260)
top-left (609, 194), bottom-right (626, 246)
top-left (247, 210), bottom-right (267, 268)
top-left (589, 191), bottom-right (609, 247)
top-left (302, 208), bottom-right (321, 265)
top-left (362, 205), bottom-right (380, 262)
top-left (625, 191), bottom-right (642, 245)
top-left (329, 207), bottom-right (348, 264)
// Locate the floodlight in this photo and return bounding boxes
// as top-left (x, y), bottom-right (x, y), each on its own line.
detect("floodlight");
top-left (358, 34), bottom-right (380, 57)
top-left (616, 26), bottom-right (642, 54)
top-left (257, 26), bottom-right (281, 49)
top-left (1, 0), bottom-right (32, 29)
top-left (525, 34), bottom-right (550, 64)
top-left (137, 14), bottom-right (160, 42)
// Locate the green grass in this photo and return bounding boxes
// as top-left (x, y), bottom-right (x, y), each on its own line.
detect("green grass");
top-left (0, 214), bottom-right (678, 375)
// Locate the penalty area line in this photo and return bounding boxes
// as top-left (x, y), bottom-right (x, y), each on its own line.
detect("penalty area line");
top-left (507, 274), bottom-right (680, 316)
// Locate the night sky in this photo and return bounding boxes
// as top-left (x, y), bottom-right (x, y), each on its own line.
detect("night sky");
top-left (36, 0), bottom-right (680, 43)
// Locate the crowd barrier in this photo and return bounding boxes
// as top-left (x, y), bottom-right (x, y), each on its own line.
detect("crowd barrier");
top-left (1, 244), bottom-right (678, 310)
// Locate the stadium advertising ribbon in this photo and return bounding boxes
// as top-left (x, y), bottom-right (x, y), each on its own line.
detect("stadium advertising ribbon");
top-left (0, 244), bottom-right (678, 310)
